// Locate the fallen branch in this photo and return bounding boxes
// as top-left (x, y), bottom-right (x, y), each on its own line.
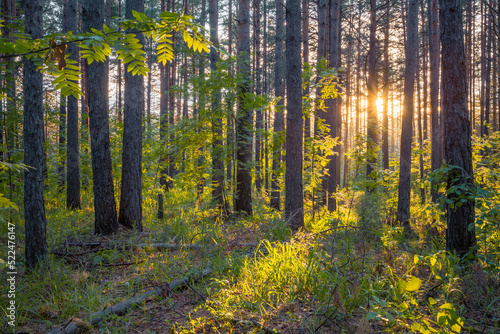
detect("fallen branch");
top-left (54, 242), bottom-right (258, 255)
top-left (249, 319), bottom-right (282, 334)
top-left (46, 269), bottom-right (212, 334)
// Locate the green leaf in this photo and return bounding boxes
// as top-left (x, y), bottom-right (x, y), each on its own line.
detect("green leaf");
top-left (366, 312), bottom-right (378, 320)
top-left (405, 276), bottom-right (422, 292)
top-left (428, 297), bottom-right (437, 305)
top-left (0, 259), bottom-right (7, 271)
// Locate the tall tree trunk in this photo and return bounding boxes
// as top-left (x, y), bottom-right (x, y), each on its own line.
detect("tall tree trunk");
top-left (157, 0), bottom-right (169, 219)
top-left (83, 0), bottom-right (118, 235)
top-left (210, 0), bottom-right (225, 209)
top-left (326, 0), bottom-right (341, 211)
top-left (58, 94), bottom-right (66, 190)
top-left (315, 0), bottom-right (327, 206)
top-left (120, 0), bottom-right (144, 231)
top-left (263, 0), bottom-right (269, 191)
top-left (64, 0), bottom-right (81, 209)
top-left (396, 0), bottom-right (418, 225)
top-left (302, 0), bottom-right (309, 137)
top-left (270, 0), bottom-right (284, 211)
top-left (429, 0), bottom-right (441, 202)
top-left (440, 0), bottom-right (475, 258)
top-left (117, 0), bottom-right (123, 122)
top-left (168, 0), bottom-right (176, 189)
top-left (226, 0), bottom-right (234, 191)
top-left (366, 0), bottom-right (378, 187)
top-left (24, 0), bottom-right (48, 268)
top-left (382, 0), bottom-right (390, 170)
top-left (254, 0), bottom-right (263, 193)
top-left (285, 0), bottom-right (303, 231)
top-left (234, 0), bottom-right (253, 215)
top-left (483, 12), bottom-right (492, 137)
top-left (421, 0), bottom-right (428, 141)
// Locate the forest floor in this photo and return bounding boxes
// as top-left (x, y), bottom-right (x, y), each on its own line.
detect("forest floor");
top-left (1, 190), bottom-right (500, 333)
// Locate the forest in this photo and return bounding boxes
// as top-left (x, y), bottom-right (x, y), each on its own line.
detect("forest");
top-left (1, 0), bottom-right (500, 332)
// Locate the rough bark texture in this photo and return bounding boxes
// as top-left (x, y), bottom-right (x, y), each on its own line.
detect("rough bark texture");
top-left (58, 95), bottom-right (66, 189)
top-left (83, 0), bottom-right (118, 235)
top-left (24, 0), bottom-right (48, 268)
top-left (234, 0), bottom-right (253, 215)
top-left (439, 0), bottom-right (475, 258)
top-left (158, 0), bottom-right (168, 219)
top-left (382, 1), bottom-right (390, 170)
top-left (65, 0), bottom-right (81, 209)
top-left (284, 0), bottom-right (303, 231)
top-left (366, 0), bottom-right (378, 186)
top-left (326, 0), bottom-right (340, 212)
top-left (254, 0), bottom-right (263, 192)
top-left (429, 0), bottom-right (441, 202)
top-left (210, 0), bottom-right (224, 208)
top-left (119, 0), bottom-right (144, 231)
top-left (302, 0), bottom-right (309, 137)
top-left (270, 0), bottom-right (284, 211)
top-left (396, 0), bottom-right (418, 225)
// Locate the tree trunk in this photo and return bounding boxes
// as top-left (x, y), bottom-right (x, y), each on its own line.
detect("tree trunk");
top-left (429, 0), bottom-right (441, 202)
top-left (326, 0), bottom-right (340, 212)
top-left (270, 0), bottom-right (284, 211)
top-left (254, 0), bottom-right (263, 193)
top-left (234, 0), bottom-right (253, 215)
top-left (382, 0), bottom-right (390, 170)
top-left (210, 0), bottom-right (225, 209)
top-left (64, 0), bottom-right (81, 209)
top-left (397, 0), bottom-right (418, 225)
top-left (83, 0), bottom-right (118, 235)
top-left (58, 94), bottom-right (66, 190)
top-left (302, 0), bottom-right (310, 138)
top-left (119, 0), bottom-right (144, 231)
top-left (439, 0), bottom-right (475, 258)
top-left (366, 0), bottom-right (378, 187)
top-left (157, 0), bottom-right (168, 219)
top-left (24, 0), bottom-right (48, 268)
top-left (285, 0), bottom-right (303, 231)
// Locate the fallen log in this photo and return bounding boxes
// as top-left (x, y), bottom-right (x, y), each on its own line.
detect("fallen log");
top-left (46, 268), bottom-right (212, 334)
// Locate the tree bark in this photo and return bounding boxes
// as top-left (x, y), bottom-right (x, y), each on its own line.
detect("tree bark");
top-left (366, 0), bottom-right (378, 187)
top-left (325, 0), bottom-right (341, 211)
top-left (429, 0), bottom-right (441, 202)
top-left (58, 94), bottom-right (66, 190)
top-left (24, 0), bottom-right (48, 268)
top-left (65, 0), bottom-right (81, 209)
top-left (83, 0), bottom-right (118, 235)
top-left (254, 0), bottom-right (263, 193)
top-left (210, 0), bottom-right (225, 208)
top-left (397, 0), bottom-right (418, 225)
top-left (234, 0), bottom-right (253, 215)
top-left (285, 0), bottom-right (303, 231)
top-left (119, 0), bottom-right (144, 231)
top-left (270, 0), bottom-right (284, 211)
top-left (439, 0), bottom-right (475, 258)
top-left (382, 0), bottom-right (390, 171)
